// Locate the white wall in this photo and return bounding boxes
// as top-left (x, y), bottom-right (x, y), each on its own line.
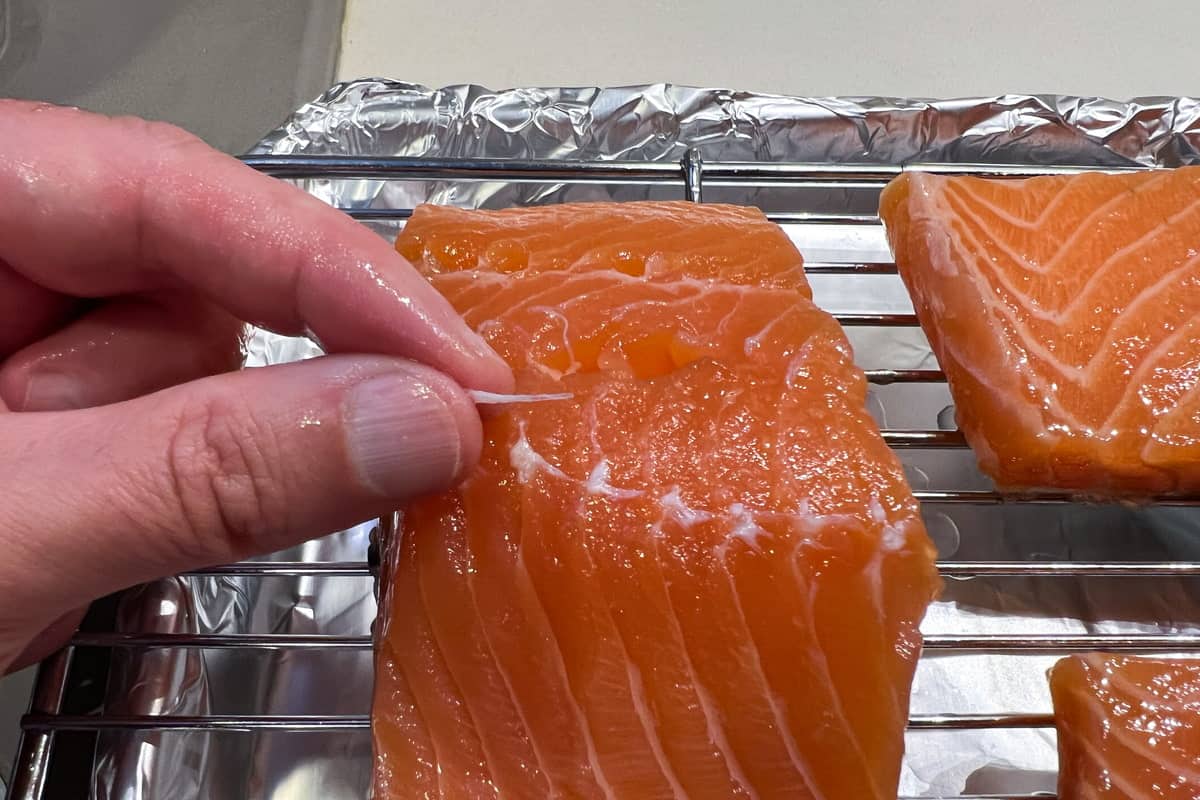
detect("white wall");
top-left (338, 0), bottom-right (1198, 100)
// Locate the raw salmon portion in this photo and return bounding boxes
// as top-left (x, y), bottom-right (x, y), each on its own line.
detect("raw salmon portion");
top-left (374, 201), bottom-right (940, 799)
top-left (1051, 654), bottom-right (1200, 798)
top-left (880, 167), bottom-right (1200, 495)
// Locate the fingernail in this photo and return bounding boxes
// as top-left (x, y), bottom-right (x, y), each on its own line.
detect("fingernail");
top-left (21, 371), bottom-right (88, 411)
top-left (344, 372), bottom-right (464, 498)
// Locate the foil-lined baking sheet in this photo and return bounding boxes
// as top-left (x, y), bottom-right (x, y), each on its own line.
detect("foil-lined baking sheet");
top-left (89, 81), bottom-right (1200, 798)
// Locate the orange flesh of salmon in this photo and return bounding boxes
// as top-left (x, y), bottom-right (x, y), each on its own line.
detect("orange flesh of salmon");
top-left (374, 201), bottom-right (940, 799)
top-left (880, 167), bottom-right (1200, 495)
top-left (1051, 654), bottom-right (1200, 798)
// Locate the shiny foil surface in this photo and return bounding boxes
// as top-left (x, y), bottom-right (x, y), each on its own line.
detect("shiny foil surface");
top-left (90, 81), bottom-right (1200, 798)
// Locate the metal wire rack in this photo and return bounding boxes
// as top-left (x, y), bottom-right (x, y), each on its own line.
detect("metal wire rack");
top-left (9, 151), bottom-right (1196, 800)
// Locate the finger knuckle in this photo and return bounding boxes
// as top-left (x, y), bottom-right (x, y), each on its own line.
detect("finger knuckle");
top-left (123, 118), bottom-right (215, 266)
top-left (122, 116), bottom-right (207, 154)
top-left (165, 394), bottom-right (285, 555)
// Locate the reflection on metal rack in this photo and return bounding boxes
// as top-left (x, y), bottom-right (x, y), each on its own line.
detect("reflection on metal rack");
top-left (17, 711), bottom-right (1058, 733)
top-left (10, 151), bottom-right (1188, 800)
top-left (864, 368), bottom-right (945, 383)
top-left (806, 261), bottom-right (899, 275)
top-left (57, 630), bottom-right (1200, 654)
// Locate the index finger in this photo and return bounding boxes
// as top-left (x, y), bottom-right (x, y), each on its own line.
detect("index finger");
top-left (0, 101), bottom-right (512, 393)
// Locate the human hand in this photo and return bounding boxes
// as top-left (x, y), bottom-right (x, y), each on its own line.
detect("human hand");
top-left (0, 101), bottom-right (512, 673)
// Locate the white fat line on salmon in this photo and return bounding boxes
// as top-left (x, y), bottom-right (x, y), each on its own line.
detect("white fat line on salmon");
top-left (794, 498), bottom-right (913, 553)
top-left (966, 195), bottom-right (1200, 341)
top-left (1070, 685), bottom-right (1180, 797)
top-left (469, 390), bottom-right (574, 405)
top-left (860, 536), bottom-right (900, 719)
top-left (529, 306), bottom-right (583, 376)
top-left (714, 533), bottom-right (817, 793)
top-left (509, 423), bottom-right (569, 483)
top-left (938, 180), bottom-right (1200, 429)
top-left (727, 504), bottom-right (769, 552)
top-left (742, 304), bottom-right (792, 357)
top-left (936, 210), bottom-right (1087, 429)
top-left (682, 495), bottom-right (914, 554)
top-left (659, 487), bottom-right (712, 527)
top-left (783, 338), bottom-right (824, 388)
top-left (707, 291), bottom-right (742, 336)
top-left (867, 497), bottom-right (912, 552)
top-left (585, 460), bottom-right (643, 499)
top-left (641, 513), bottom-right (763, 797)
top-left (1089, 664), bottom-right (1200, 785)
top-left (622, 661), bottom-right (690, 800)
top-left (792, 498), bottom-right (826, 529)
top-left (639, 501), bottom-right (761, 796)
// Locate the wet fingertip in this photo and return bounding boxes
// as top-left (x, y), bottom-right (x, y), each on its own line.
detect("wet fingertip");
top-left (480, 358), bottom-right (517, 395)
top-left (462, 337), bottom-right (516, 394)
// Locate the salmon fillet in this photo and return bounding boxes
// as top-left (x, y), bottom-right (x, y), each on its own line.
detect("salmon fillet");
top-left (1051, 654), bottom-right (1200, 798)
top-left (880, 168), bottom-right (1200, 495)
top-left (374, 201), bottom-right (940, 799)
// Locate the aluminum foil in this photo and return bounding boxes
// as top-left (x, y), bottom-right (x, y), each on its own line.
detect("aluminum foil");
top-left (89, 81), bottom-right (1200, 799)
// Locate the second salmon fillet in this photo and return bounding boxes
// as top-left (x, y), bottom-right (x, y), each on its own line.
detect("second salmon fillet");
top-left (881, 167), bottom-right (1200, 496)
top-left (374, 201), bottom-right (940, 799)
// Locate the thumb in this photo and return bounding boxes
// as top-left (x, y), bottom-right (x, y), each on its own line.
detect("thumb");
top-left (0, 354), bottom-right (479, 629)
